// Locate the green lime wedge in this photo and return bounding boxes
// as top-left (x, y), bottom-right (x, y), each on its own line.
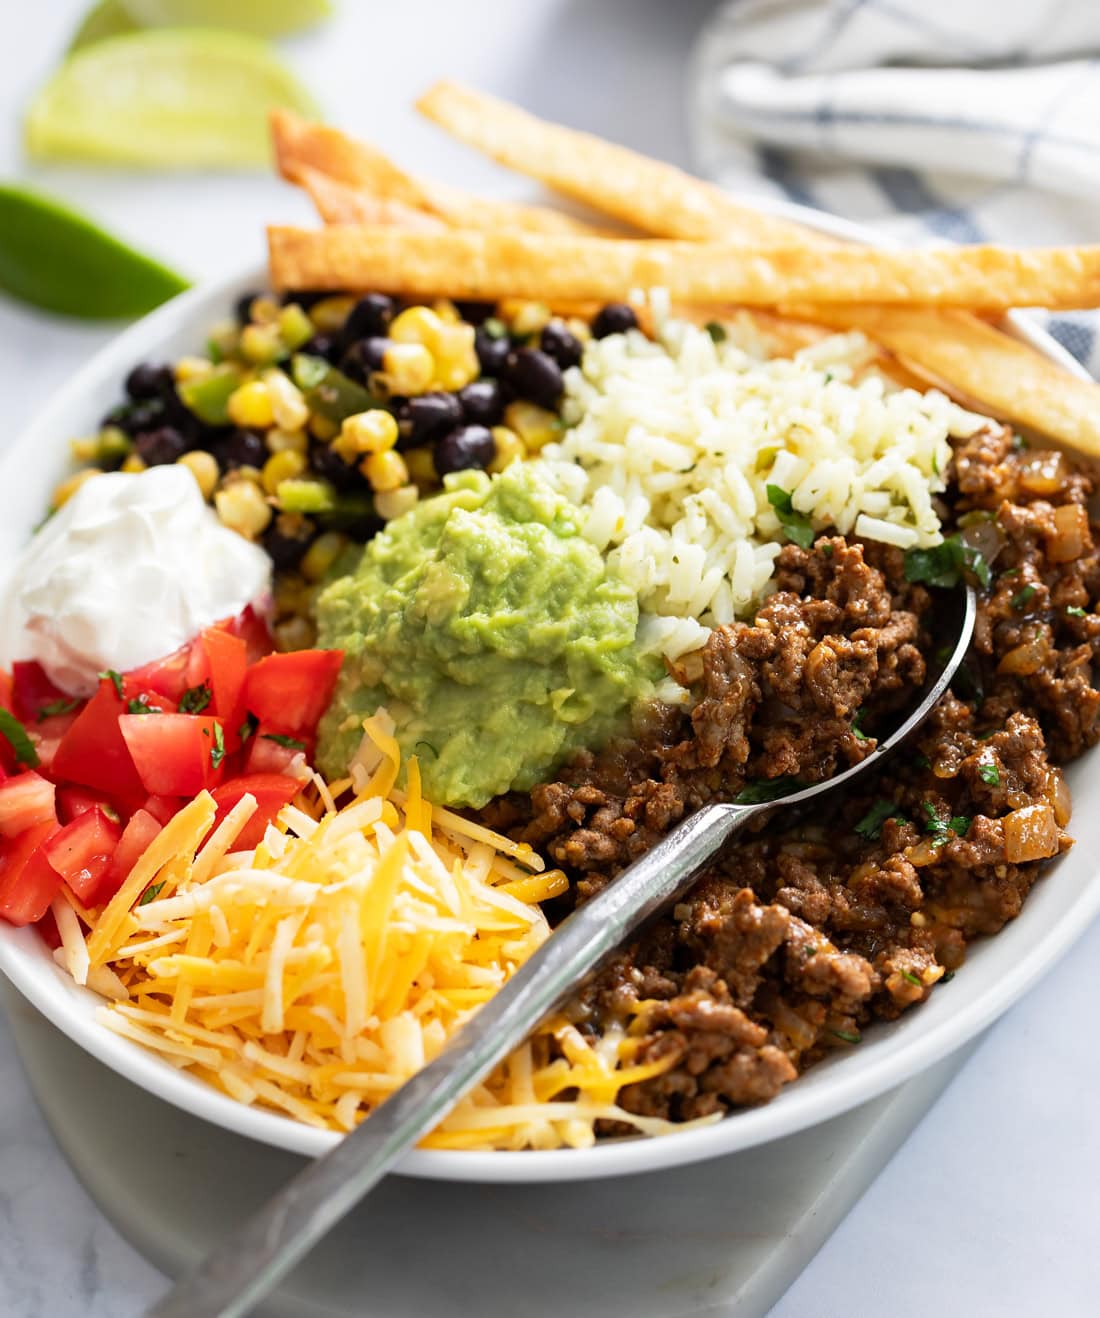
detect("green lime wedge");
top-left (69, 0), bottom-right (140, 51)
top-left (25, 29), bottom-right (319, 169)
top-left (123, 0), bottom-right (332, 37)
top-left (0, 183), bottom-right (189, 318)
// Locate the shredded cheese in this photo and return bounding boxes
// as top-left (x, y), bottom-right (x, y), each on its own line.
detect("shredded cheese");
top-left (59, 725), bottom-right (715, 1150)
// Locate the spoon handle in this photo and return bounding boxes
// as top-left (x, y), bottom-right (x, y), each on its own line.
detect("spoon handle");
top-left (148, 798), bottom-right (759, 1318)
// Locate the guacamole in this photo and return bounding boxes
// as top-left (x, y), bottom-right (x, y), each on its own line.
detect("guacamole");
top-left (315, 463), bottom-right (657, 807)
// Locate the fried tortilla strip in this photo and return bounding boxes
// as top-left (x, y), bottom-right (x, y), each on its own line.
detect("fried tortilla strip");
top-left (268, 225), bottom-right (1100, 312)
top-left (293, 164), bottom-right (448, 231)
top-left (271, 107), bottom-right (606, 236)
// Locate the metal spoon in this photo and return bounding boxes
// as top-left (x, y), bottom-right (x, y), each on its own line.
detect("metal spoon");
top-left (148, 584), bottom-right (976, 1318)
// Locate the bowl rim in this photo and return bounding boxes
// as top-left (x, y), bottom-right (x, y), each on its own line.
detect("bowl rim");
top-left (0, 200), bottom-right (1096, 1184)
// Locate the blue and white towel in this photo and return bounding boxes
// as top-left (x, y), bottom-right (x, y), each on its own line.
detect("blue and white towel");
top-left (692, 0), bottom-right (1100, 375)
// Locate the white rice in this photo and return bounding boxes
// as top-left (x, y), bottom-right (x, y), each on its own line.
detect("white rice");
top-left (540, 308), bottom-right (989, 668)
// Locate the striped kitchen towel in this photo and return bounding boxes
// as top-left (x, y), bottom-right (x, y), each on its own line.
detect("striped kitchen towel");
top-left (691, 0), bottom-right (1100, 374)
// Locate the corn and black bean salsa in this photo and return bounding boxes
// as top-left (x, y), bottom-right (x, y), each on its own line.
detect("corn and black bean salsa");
top-left (60, 291), bottom-right (640, 653)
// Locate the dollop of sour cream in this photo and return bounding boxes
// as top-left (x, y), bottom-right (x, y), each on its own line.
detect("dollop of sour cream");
top-left (0, 467), bottom-right (272, 696)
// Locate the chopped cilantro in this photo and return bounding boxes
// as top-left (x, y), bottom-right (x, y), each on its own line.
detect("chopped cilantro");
top-left (903, 534), bottom-right (991, 589)
top-left (0, 709), bottom-right (38, 769)
top-left (855, 799), bottom-right (897, 841)
top-left (766, 484), bottom-right (815, 550)
top-left (38, 698), bottom-right (78, 720)
top-left (238, 713), bottom-right (258, 743)
top-left (950, 815), bottom-right (972, 838)
top-left (804, 945), bottom-right (817, 957)
top-left (851, 708), bottom-right (869, 741)
top-left (137, 881), bottom-right (165, 907)
top-left (914, 753), bottom-right (931, 770)
top-left (978, 762), bottom-right (1000, 786)
top-left (901, 970), bottom-right (923, 988)
top-left (1010, 584), bottom-right (1037, 610)
top-left (1066, 605), bottom-right (1088, 618)
top-left (941, 970), bottom-right (956, 983)
top-left (179, 682), bottom-right (212, 714)
top-left (704, 320), bottom-right (727, 343)
top-left (126, 695), bottom-right (162, 715)
top-left (821, 542), bottom-right (834, 558)
top-left (99, 669), bottom-right (124, 698)
top-left (210, 722), bottom-right (226, 769)
top-left (735, 776), bottom-right (805, 804)
top-left (263, 733), bottom-right (305, 750)
top-left (831, 1029), bottom-right (862, 1045)
top-left (922, 802), bottom-right (971, 845)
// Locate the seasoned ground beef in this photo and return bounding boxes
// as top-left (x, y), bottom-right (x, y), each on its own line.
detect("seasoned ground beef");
top-left (489, 425), bottom-right (1093, 1124)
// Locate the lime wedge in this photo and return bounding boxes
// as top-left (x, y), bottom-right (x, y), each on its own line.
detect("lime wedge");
top-left (0, 183), bottom-right (189, 318)
top-left (25, 29), bottom-right (319, 169)
top-left (69, 0), bottom-right (140, 51)
top-left (123, 0), bottom-right (332, 37)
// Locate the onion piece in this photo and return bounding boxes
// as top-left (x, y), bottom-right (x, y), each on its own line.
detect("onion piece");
top-left (1046, 503), bottom-right (1090, 564)
top-left (1003, 803), bottom-right (1060, 863)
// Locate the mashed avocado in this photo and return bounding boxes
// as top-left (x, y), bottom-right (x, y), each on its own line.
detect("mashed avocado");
top-left (315, 463), bottom-right (657, 807)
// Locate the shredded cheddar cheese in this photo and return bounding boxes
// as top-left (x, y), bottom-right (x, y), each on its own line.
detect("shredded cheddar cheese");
top-left (53, 716), bottom-right (715, 1149)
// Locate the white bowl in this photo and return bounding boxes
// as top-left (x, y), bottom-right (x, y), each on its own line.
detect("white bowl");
top-left (0, 205), bottom-right (1097, 1185)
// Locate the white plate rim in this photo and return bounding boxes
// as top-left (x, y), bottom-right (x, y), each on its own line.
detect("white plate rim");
top-left (0, 200), bottom-right (1096, 1184)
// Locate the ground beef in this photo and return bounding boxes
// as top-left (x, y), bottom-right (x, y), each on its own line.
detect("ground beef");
top-left (489, 426), bottom-right (1094, 1124)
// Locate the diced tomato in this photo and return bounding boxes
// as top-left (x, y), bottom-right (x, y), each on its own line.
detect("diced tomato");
top-left (225, 605), bottom-right (274, 665)
top-left (244, 725), bottom-right (306, 776)
top-left (57, 786), bottom-right (123, 825)
top-left (44, 806), bottom-right (122, 904)
top-left (37, 908), bottom-right (62, 951)
top-left (0, 772), bottom-right (56, 839)
top-left (241, 650), bottom-right (343, 742)
top-left (142, 794), bottom-right (182, 826)
top-left (99, 808), bottom-right (161, 904)
top-left (201, 626), bottom-right (248, 737)
top-left (119, 714), bottom-right (226, 797)
top-left (0, 821), bottom-right (63, 925)
top-left (126, 642), bottom-right (194, 704)
top-left (32, 710), bottom-right (80, 777)
top-left (11, 661), bottom-right (76, 724)
top-left (210, 773), bottom-right (301, 852)
top-left (0, 669), bottom-right (13, 715)
top-left (51, 676), bottom-right (146, 799)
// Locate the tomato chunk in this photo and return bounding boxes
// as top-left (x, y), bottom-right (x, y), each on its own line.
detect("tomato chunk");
top-left (142, 794), bottom-right (183, 826)
top-left (244, 725), bottom-right (307, 776)
top-left (241, 650), bottom-right (343, 741)
top-left (57, 786), bottom-right (123, 825)
top-left (201, 626), bottom-right (248, 741)
top-left (0, 821), bottom-right (63, 925)
top-left (44, 806), bottom-right (123, 904)
top-left (119, 713), bottom-right (226, 797)
top-left (210, 773), bottom-right (301, 852)
top-left (11, 661), bottom-right (76, 724)
top-left (51, 676), bottom-right (145, 799)
top-left (99, 808), bottom-right (162, 904)
top-left (0, 771), bottom-right (56, 838)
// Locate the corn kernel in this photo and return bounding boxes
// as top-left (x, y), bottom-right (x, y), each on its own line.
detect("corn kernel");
top-left (381, 343), bottom-right (435, 396)
top-left (240, 323), bottom-right (284, 367)
top-left (261, 368), bottom-right (309, 431)
top-left (431, 323), bottom-right (479, 392)
top-left (214, 480), bottom-right (273, 539)
top-left (309, 295), bottom-right (355, 334)
top-left (309, 412), bottom-right (340, 442)
top-left (96, 426), bottom-right (133, 466)
top-left (277, 302), bottom-right (315, 351)
top-left (177, 450), bottom-right (220, 500)
top-left (174, 355), bottom-right (214, 385)
top-left (504, 399), bottom-right (562, 452)
top-left (506, 300), bottom-right (551, 337)
top-left (389, 305), bottom-right (444, 347)
top-left (227, 380), bottom-right (276, 429)
top-left (301, 531), bottom-right (350, 582)
top-left (70, 436), bottom-right (99, 463)
top-left (375, 485), bottom-right (419, 521)
top-left (249, 295), bottom-right (280, 326)
top-left (405, 446), bottom-right (438, 488)
top-left (121, 454), bottom-right (147, 474)
top-left (336, 409), bottom-right (399, 460)
top-left (566, 316), bottom-right (592, 343)
top-left (361, 449), bottom-right (408, 493)
top-left (488, 425), bottom-right (525, 473)
top-left (207, 318), bottom-right (239, 362)
top-left (52, 467), bottom-right (101, 509)
top-left (431, 298), bottom-right (461, 324)
top-left (266, 427), bottom-right (309, 456)
top-left (262, 449), bottom-right (307, 496)
top-left (274, 616), bottom-right (317, 652)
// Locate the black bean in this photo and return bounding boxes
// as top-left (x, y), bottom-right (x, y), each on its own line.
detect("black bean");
top-left (341, 337), bottom-right (391, 384)
top-left (234, 291), bottom-right (262, 326)
top-left (342, 293), bottom-right (395, 345)
top-left (434, 425), bottom-right (496, 475)
top-left (106, 397), bottom-right (165, 436)
top-left (458, 379), bottom-right (504, 426)
top-left (504, 348), bottom-right (563, 409)
top-left (398, 392), bottom-right (463, 448)
top-left (475, 326), bottom-right (511, 377)
top-left (539, 321), bottom-right (583, 369)
top-left (454, 300), bottom-right (496, 325)
top-left (125, 363), bottom-right (172, 400)
top-left (135, 426), bottom-right (188, 467)
top-left (310, 443), bottom-right (365, 490)
top-left (592, 302), bottom-right (638, 338)
top-left (222, 429), bottom-right (267, 470)
top-left (262, 514), bottom-right (315, 569)
top-left (303, 333), bottom-right (341, 364)
top-left (281, 289), bottom-right (327, 311)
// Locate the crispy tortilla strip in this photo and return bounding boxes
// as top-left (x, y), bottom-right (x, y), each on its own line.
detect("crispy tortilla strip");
top-left (268, 225), bottom-right (1100, 312)
top-left (416, 80), bottom-right (812, 246)
top-left (271, 107), bottom-right (605, 237)
top-left (293, 164), bottom-right (447, 231)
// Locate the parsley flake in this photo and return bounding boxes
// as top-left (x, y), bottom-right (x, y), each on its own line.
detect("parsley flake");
top-left (704, 320), bottom-right (727, 343)
top-left (0, 709), bottom-right (39, 769)
top-left (855, 799), bottom-right (898, 841)
top-left (941, 970), bottom-right (956, 984)
top-left (238, 713), bottom-right (258, 743)
top-left (99, 669), bottom-right (124, 698)
top-left (1010, 584), bottom-right (1037, 610)
top-left (179, 682), bottom-right (212, 714)
top-left (38, 698), bottom-right (78, 720)
top-left (904, 534), bottom-right (991, 589)
top-left (1066, 605), bottom-right (1088, 618)
top-left (766, 484), bottom-right (815, 550)
top-left (735, 776), bottom-right (805, 804)
top-left (137, 881), bottom-right (165, 907)
top-left (262, 733), bottom-right (305, 751)
top-left (922, 802), bottom-right (971, 845)
top-left (126, 695), bottom-right (162, 716)
top-left (210, 722), bottom-right (226, 769)
top-left (831, 1029), bottom-right (862, 1045)
top-left (851, 708), bottom-right (869, 742)
top-left (901, 970), bottom-right (923, 988)
top-left (978, 762), bottom-right (1000, 786)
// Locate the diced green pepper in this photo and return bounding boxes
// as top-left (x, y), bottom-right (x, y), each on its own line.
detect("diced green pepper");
top-left (278, 302), bottom-right (315, 351)
top-left (291, 352), bottom-right (381, 423)
top-left (178, 364), bottom-right (241, 425)
top-left (276, 477), bottom-right (338, 514)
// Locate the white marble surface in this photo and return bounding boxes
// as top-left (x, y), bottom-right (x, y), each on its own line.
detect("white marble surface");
top-left (1, 2), bottom-right (1098, 1315)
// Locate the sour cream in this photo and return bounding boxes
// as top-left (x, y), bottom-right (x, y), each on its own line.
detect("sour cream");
top-left (0, 467), bottom-right (272, 696)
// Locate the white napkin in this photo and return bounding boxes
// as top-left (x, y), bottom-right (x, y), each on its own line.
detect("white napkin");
top-left (691, 0), bottom-right (1100, 371)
